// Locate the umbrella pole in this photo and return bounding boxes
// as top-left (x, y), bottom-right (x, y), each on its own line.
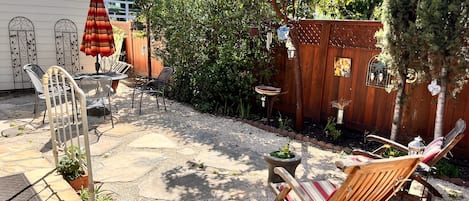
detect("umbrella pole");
top-left (95, 56), bottom-right (100, 74)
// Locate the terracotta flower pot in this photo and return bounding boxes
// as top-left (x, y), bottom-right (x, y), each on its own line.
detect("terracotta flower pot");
top-left (264, 153), bottom-right (301, 183)
top-left (69, 174), bottom-right (89, 191)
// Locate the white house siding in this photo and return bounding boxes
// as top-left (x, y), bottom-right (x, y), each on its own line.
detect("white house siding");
top-left (0, 0), bottom-right (95, 90)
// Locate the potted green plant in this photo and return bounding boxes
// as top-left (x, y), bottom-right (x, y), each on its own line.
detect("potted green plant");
top-left (264, 142), bottom-right (301, 183)
top-left (56, 147), bottom-right (89, 191)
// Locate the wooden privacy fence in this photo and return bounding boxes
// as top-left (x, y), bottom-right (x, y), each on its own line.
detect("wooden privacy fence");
top-left (273, 20), bottom-right (469, 158)
top-left (112, 21), bottom-right (163, 78)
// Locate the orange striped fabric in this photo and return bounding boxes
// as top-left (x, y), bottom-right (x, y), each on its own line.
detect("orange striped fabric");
top-left (80, 0), bottom-right (115, 57)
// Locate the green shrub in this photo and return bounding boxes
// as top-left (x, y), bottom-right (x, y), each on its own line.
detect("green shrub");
top-left (150, 0), bottom-right (279, 116)
top-left (434, 159), bottom-right (460, 178)
top-left (324, 117), bottom-right (341, 141)
top-left (277, 113), bottom-right (292, 131)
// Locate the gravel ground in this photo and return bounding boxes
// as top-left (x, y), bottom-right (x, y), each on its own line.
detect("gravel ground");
top-left (1, 84), bottom-right (468, 200)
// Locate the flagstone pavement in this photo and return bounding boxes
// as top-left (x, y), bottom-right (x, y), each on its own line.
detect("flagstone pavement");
top-left (0, 83), bottom-right (467, 200)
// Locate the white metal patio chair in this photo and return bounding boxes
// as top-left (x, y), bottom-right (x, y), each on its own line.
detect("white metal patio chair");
top-left (79, 75), bottom-right (115, 128)
top-left (23, 64), bottom-right (56, 123)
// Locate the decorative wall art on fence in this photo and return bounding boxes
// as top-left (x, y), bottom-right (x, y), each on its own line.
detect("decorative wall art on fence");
top-left (334, 57), bottom-right (351, 77)
top-left (366, 55), bottom-right (390, 88)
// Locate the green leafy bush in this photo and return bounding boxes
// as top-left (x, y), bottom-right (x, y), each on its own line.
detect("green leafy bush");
top-left (149, 0), bottom-right (279, 117)
top-left (324, 117), bottom-right (341, 141)
top-left (434, 159), bottom-right (460, 178)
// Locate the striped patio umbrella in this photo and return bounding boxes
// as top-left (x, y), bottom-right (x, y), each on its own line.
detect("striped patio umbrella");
top-left (80, 0), bottom-right (115, 74)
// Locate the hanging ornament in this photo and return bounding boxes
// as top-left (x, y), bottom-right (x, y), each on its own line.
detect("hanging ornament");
top-left (277, 26), bottom-right (290, 42)
top-left (266, 32), bottom-right (272, 51)
top-left (427, 79), bottom-right (441, 96)
top-left (261, 96), bottom-right (266, 108)
top-left (385, 85), bottom-right (393, 93)
top-left (406, 68), bottom-right (418, 83)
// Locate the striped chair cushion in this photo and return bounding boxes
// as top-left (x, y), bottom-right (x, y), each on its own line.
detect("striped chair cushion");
top-left (422, 137), bottom-right (443, 163)
top-left (350, 155), bottom-right (371, 163)
top-left (276, 180), bottom-right (337, 201)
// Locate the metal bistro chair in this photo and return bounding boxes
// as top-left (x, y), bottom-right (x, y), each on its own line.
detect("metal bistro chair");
top-left (79, 75), bottom-right (114, 128)
top-left (131, 67), bottom-right (174, 115)
top-left (23, 64), bottom-right (53, 123)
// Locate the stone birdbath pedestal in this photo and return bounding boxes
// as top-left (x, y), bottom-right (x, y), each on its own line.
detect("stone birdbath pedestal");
top-left (255, 85), bottom-right (283, 123)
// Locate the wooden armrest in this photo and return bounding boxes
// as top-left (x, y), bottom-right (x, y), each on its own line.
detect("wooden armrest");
top-left (352, 149), bottom-right (384, 159)
top-left (273, 167), bottom-right (310, 201)
top-left (366, 135), bottom-right (409, 153)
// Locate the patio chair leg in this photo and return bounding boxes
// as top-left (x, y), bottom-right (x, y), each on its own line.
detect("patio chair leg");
top-left (34, 93), bottom-right (39, 115)
top-left (139, 91), bottom-right (144, 115)
top-left (162, 92), bottom-right (166, 111)
top-left (42, 109), bottom-right (46, 124)
top-left (108, 96), bottom-right (114, 128)
top-left (131, 88), bottom-right (136, 108)
top-left (156, 93), bottom-right (160, 109)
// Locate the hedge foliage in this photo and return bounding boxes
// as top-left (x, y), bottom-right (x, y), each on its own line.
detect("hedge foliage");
top-left (149, 0), bottom-right (279, 116)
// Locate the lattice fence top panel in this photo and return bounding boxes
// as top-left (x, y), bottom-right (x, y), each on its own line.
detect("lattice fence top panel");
top-left (329, 23), bottom-right (381, 49)
top-left (293, 20), bottom-right (382, 49)
top-left (296, 22), bottom-right (322, 45)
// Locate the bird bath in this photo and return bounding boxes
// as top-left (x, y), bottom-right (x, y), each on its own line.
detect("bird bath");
top-left (255, 86), bottom-right (283, 122)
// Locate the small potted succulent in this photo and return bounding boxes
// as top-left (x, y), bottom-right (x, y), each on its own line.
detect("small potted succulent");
top-left (56, 147), bottom-right (89, 191)
top-left (264, 142), bottom-right (301, 183)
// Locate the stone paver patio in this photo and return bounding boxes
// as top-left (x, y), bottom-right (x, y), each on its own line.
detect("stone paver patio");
top-left (0, 83), bottom-right (467, 200)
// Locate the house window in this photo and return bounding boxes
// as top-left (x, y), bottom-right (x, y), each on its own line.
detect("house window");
top-left (55, 19), bottom-right (80, 74)
top-left (366, 55), bottom-right (390, 88)
top-left (9, 16), bottom-right (37, 89)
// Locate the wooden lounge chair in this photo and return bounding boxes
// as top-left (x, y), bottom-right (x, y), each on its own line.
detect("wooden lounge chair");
top-left (270, 156), bottom-right (422, 201)
top-left (351, 118), bottom-right (466, 199)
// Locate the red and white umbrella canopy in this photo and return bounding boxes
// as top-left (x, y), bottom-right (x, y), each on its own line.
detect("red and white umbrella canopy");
top-left (80, 0), bottom-right (115, 58)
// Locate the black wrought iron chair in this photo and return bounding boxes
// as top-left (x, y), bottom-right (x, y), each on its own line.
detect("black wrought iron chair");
top-left (131, 67), bottom-right (174, 115)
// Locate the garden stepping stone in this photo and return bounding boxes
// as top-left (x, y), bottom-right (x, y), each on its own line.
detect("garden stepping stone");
top-left (101, 123), bottom-right (141, 137)
top-left (128, 133), bottom-right (177, 149)
top-left (89, 136), bottom-right (121, 156)
top-left (93, 151), bottom-right (166, 182)
top-left (194, 150), bottom-right (250, 172)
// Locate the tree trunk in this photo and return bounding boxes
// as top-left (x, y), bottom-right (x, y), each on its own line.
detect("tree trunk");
top-left (293, 52), bottom-right (303, 130)
top-left (390, 79), bottom-right (405, 141)
top-left (146, 16), bottom-right (152, 78)
top-left (434, 67), bottom-right (447, 138)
